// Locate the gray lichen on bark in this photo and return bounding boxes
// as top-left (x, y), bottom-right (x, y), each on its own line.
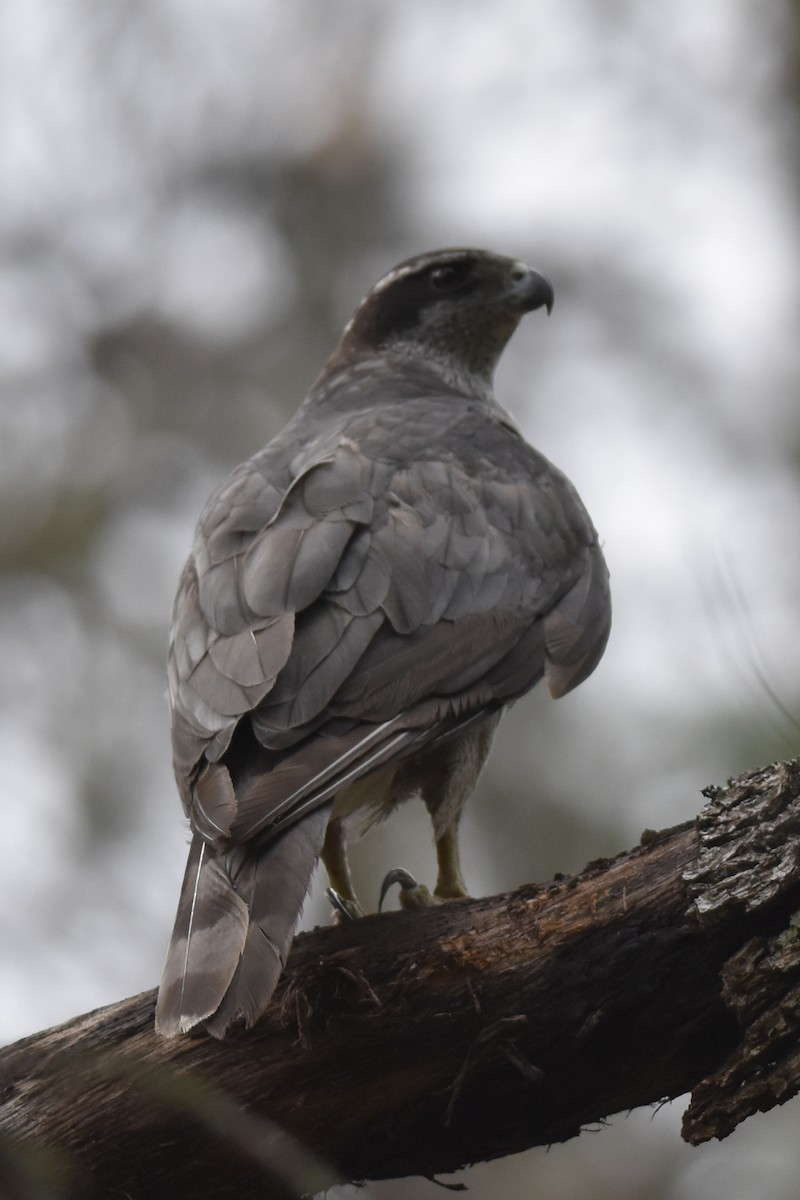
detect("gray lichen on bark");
top-left (681, 759), bottom-right (800, 1144)
top-left (683, 759), bottom-right (800, 922)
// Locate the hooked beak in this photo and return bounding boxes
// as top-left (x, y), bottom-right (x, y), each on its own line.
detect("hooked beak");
top-left (506, 263), bottom-right (554, 315)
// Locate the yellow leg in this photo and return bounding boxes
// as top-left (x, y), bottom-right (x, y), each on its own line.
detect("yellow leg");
top-left (434, 824), bottom-right (470, 900)
top-left (379, 825), bottom-right (471, 911)
top-left (321, 817), bottom-right (364, 918)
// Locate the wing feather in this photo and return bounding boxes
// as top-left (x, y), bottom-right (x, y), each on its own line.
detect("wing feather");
top-left (171, 425), bottom-right (611, 833)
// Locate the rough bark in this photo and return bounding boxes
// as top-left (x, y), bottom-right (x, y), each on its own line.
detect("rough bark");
top-left (2, 760), bottom-right (800, 1199)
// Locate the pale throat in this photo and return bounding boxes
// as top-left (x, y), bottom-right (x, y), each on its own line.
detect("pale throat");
top-left (381, 319), bottom-right (520, 399)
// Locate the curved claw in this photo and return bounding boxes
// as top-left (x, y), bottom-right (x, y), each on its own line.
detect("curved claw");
top-left (326, 886), bottom-right (359, 921)
top-left (379, 867), bottom-right (424, 911)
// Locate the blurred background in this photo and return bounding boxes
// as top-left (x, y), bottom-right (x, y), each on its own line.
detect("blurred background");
top-left (2, 1), bottom-right (800, 1197)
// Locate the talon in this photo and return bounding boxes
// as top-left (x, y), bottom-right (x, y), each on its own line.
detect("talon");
top-left (379, 868), bottom-right (438, 911)
top-left (379, 868), bottom-right (417, 911)
top-left (326, 887), bottom-right (363, 921)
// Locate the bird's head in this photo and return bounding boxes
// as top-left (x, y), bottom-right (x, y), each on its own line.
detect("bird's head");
top-left (331, 248), bottom-right (554, 387)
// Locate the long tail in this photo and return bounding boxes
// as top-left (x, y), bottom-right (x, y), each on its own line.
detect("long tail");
top-left (155, 806), bottom-right (330, 1038)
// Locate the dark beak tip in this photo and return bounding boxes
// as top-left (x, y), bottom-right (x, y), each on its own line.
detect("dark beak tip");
top-left (538, 273), bottom-right (555, 316)
top-left (511, 267), bottom-right (554, 316)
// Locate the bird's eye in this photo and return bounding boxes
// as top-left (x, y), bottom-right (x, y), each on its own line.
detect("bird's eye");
top-left (429, 263), bottom-right (470, 292)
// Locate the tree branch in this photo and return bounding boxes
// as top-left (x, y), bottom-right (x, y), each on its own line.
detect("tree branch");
top-left (3, 760), bottom-right (800, 1199)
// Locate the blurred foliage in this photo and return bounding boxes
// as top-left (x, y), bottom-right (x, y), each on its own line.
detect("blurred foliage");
top-left (2, 3), bottom-right (800, 1198)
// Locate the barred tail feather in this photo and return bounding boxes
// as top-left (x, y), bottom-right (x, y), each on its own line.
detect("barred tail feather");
top-left (155, 806), bottom-right (330, 1038)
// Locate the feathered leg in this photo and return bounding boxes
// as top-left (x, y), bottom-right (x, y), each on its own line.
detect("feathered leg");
top-left (380, 714), bottom-right (501, 909)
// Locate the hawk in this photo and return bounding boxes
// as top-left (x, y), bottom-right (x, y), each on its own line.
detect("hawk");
top-left (155, 248), bottom-right (611, 1038)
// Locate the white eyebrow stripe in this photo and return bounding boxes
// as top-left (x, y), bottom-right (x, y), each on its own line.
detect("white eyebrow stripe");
top-left (370, 262), bottom-right (420, 291)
